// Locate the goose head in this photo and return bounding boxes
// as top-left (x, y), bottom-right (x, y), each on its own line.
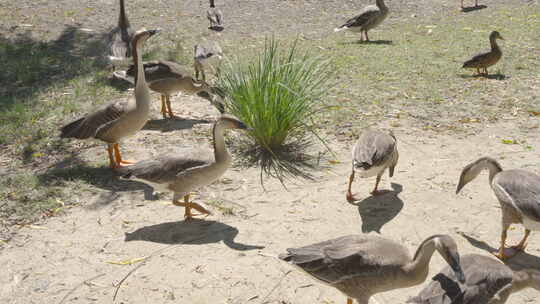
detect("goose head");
top-left (456, 157), bottom-right (502, 194)
top-left (490, 31), bottom-right (504, 41)
top-left (432, 235), bottom-right (465, 283)
top-left (217, 114), bottom-right (248, 130)
top-left (132, 28), bottom-right (160, 47)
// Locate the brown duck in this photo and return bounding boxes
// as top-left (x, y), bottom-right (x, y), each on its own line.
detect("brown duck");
top-left (462, 31), bottom-right (503, 76)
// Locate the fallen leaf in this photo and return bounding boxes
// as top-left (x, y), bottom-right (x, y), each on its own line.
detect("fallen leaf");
top-left (328, 159), bottom-right (341, 164)
top-left (501, 139), bottom-right (518, 145)
top-left (529, 111), bottom-right (540, 116)
top-left (106, 257), bottom-right (147, 265)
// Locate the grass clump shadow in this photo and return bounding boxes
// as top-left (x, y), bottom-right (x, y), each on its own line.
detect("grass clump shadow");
top-left (217, 37), bottom-right (334, 186)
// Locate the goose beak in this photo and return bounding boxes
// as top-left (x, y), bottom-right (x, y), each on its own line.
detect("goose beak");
top-left (456, 182), bottom-right (464, 194)
top-left (148, 29), bottom-right (161, 36)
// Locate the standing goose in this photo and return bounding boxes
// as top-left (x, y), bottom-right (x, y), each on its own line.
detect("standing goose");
top-left (346, 129), bottom-right (398, 202)
top-left (461, 0), bottom-right (479, 10)
top-left (279, 234), bottom-right (465, 304)
top-left (116, 114), bottom-right (247, 219)
top-left (334, 0), bottom-right (389, 42)
top-left (408, 254), bottom-right (540, 304)
top-left (60, 29), bottom-right (159, 168)
top-left (463, 31), bottom-right (504, 76)
top-left (194, 41), bottom-right (223, 81)
top-left (117, 60), bottom-right (224, 119)
top-left (108, 0), bottom-right (134, 70)
top-left (456, 157), bottom-right (540, 260)
top-left (207, 0), bottom-right (224, 31)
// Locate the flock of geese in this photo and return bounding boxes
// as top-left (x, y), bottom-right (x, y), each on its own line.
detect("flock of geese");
top-left (54, 0), bottom-right (538, 303)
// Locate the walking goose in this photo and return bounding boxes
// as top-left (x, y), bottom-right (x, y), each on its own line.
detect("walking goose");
top-left (280, 234), bottom-right (465, 304)
top-left (117, 60), bottom-right (224, 119)
top-left (408, 254), bottom-right (540, 304)
top-left (463, 31), bottom-right (503, 76)
top-left (461, 0), bottom-right (479, 10)
top-left (194, 41), bottom-right (223, 81)
top-left (346, 129), bottom-right (398, 202)
top-left (207, 0), bottom-right (224, 31)
top-left (108, 0), bottom-right (134, 69)
top-left (456, 157), bottom-right (540, 260)
top-left (117, 114), bottom-right (247, 219)
top-left (334, 0), bottom-right (389, 42)
top-left (60, 29), bottom-right (159, 168)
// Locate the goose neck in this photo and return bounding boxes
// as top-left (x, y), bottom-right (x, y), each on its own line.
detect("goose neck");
top-left (118, 0), bottom-right (130, 28)
top-left (212, 122), bottom-right (231, 164)
top-left (404, 242), bottom-right (436, 285)
top-left (132, 37), bottom-right (150, 107)
top-left (376, 0), bottom-right (388, 10)
top-left (490, 37), bottom-right (501, 52)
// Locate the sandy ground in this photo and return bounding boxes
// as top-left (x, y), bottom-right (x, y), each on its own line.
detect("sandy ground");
top-left (1, 92), bottom-right (539, 303)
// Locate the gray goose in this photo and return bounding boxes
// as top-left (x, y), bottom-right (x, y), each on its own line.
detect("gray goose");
top-left (346, 129), bottom-right (398, 202)
top-left (462, 31), bottom-right (504, 76)
top-left (207, 0), bottom-right (224, 31)
top-left (194, 41), bottom-right (223, 81)
top-left (116, 60), bottom-right (224, 119)
top-left (408, 253), bottom-right (540, 304)
top-left (334, 0), bottom-right (389, 42)
top-left (60, 29), bottom-right (159, 168)
top-left (280, 234), bottom-right (465, 304)
top-left (456, 157), bottom-right (540, 260)
top-left (117, 114), bottom-right (247, 219)
top-left (108, 0), bottom-right (134, 70)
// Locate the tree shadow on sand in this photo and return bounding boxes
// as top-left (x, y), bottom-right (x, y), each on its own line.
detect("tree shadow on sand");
top-left (461, 5), bottom-right (487, 13)
top-left (125, 219), bottom-right (265, 251)
top-left (350, 183), bottom-right (404, 233)
top-left (142, 117), bottom-right (210, 132)
top-left (459, 232), bottom-right (540, 271)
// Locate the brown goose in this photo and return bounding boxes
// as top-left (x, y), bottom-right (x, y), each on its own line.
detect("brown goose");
top-left (280, 234), bottom-right (465, 304)
top-left (346, 129), bottom-right (398, 202)
top-left (116, 60), bottom-right (224, 119)
top-left (207, 0), bottom-right (224, 31)
top-left (108, 0), bottom-right (134, 70)
top-left (456, 157), bottom-right (540, 260)
top-left (60, 29), bottom-right (159, 168)
top-left (194, 41), bottom-right (223, 81)
top-left (334, 0), bottom-right (389, 42)
top-left (408, 254), bottom-right (540, 304)
top-left (117, 115), bottom-right (247, 219)
top-left (462, 31), bottom-right (503, 76)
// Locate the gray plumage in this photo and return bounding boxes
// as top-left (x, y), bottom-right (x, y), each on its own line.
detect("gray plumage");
top-left (207, 0), bottom-right (223, 31)
top-left (334, 0), bottom-right (389, 41)
top-left (280, 234), bottom-right (465, 304)
top-left (194, 41), bottom-right (223, 81)
top-left (408, 254), bottom-right (540, 304)
top-left (108, 0), bottom-right (133, 68)
top-left (456, 157), bottom-right (540, 259)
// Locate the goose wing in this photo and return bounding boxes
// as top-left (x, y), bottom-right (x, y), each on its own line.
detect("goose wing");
top-left (462, 52), bottom-right (493, 68)
top-left (353, 130), bottom-right (396, 168)
top-left (493, 170), bottom-right (540, 222)
top-left (126, 61), bottom-right (189, 82)
top-left (118, 155), bottom-right (210, 184)
top-left (339, 6), bottom-right (380, 29)
top-left (279, 235), bottom-right (408, 284)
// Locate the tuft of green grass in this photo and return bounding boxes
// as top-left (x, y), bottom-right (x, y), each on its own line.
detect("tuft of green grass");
top-left (217, 37), bottom-right (334, 184)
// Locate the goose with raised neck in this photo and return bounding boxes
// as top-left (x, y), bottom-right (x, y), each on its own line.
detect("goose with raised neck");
top-left (462, 31), bottom-right (504, 76)
top-left (108, 0), bottom-right (134, 69)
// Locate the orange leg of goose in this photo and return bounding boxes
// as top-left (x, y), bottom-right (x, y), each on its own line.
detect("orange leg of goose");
top-left (107, 144), bottom-right (117, 168)
top-left (165, 95), bottom-right (181, 119)
top-left (371, 174), bottom-right (383, 195)
top-left (172, 194), bottom-right (212, 220)
top-left (160, 95), bottom-right (167, 119)
top-left (511, 229), bottom-right (531, 252)
top-left (346, 171), bottom-right (356, 202)
top-left (347, 298), bottom-right (353, 304)
top-left (113, 143), bottom-right (134, 168)
top-left (494, 226), bottom-right (510, 260)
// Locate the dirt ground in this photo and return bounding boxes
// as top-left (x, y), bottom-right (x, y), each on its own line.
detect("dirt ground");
top-left (2, 0), bottom-right (540, 303)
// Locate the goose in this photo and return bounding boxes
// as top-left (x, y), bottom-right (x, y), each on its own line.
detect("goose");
top-left (461, 0), bottom-right (479, 10)
top-left (116, 114), bottom-right (247, 219)
top-left (108, 0), bottom-right (134, 70)
top-left (456, 157), bottom-right (540, 260)
top-left (408, 253), bottom-right (540, 304)
top-left (463, 31), bottom-right (503, 76)
top-left (334, 0), bottom-right (389, 42)
top-left (116, 60), bottom-right (225, 119)
top-left (60, 29), bottom-right (159, 168)
top-left (279, 234), bottom-right (465, 304)
top-left (207, 0), bottom-right (224, 31)
top-left (194, 41), bottom-right (223, 81)
top-left (346, 129), bottom-right (398, 202)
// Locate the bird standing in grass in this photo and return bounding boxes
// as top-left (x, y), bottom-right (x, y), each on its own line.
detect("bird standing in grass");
top-left (334, 0), bottom-right (389, 42)
top-left (462, 31), bottom-right (504, 76)
top-left (456, 157), bottom-right (540, 260)
top-left (346, 130), bottom-right (398, 202)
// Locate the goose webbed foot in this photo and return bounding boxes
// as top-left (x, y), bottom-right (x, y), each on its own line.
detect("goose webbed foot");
top-left (346, 191), bottom-right (357, 203)
top-left (183, 202), bottom-right (212, 220)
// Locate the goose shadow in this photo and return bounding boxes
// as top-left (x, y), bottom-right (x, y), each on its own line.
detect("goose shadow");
top-left (209, 26), bottom-right (225, 32)
top-left (142, 117), bottom-right (210, 132)
top-left (352, 183), bottom-right (404, 233)
top-left (461, 5), bottom-right (487, 13)
top-left (457, 73), bottom-right (506, 80)
top-left (339, 40), bottom-right (393, 46)
top-left (125, 219), bottom-right (264, 251)
top-left (459, 232), bottom-right (540, 271)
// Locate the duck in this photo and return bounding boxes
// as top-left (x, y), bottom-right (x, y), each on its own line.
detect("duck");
top-left (116, 60), bottom-right (225, 119)
top-left (408, 253), bottom-right (540, 304)
top-left (207, 0), bottom-right (224, 31)
top-left (116, 114), bottom-right (247, 219)
top-left (462, 31), bottom-right (503, 76)
top-left (280, 234), bottom-right (465, 304)
top-left (346, 129), bottom-right (398, 202)
top-left (60, 29), bottom-right (159, 169)
top-left (108, 0), bottom-right (134, 70)
top-left (194, 41), bottom-right (223, 81)
top-left (456, 157), bottom-right (540, 260)
top-left (334, 0), bottom-right (389, 42)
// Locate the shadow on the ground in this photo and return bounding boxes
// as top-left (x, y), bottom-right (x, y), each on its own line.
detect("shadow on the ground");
top-left (461, 5), bottom-right (487, 13)
top-left (339, 40), bottom-right (393, 46)
top-left (352, 183), bottom-right (404, 233)
top-left (143, 117), bottom-right (210, 132)
top-left (125, 219), bottom-right (265, 250)
top-left (459, 232), bottom-right (540, 271)
top-left (457, 73), bottom-right (506, 80)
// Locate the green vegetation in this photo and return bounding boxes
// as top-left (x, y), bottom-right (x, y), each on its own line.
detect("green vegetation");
top-left (218, 38), bottom-right (334, 184)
